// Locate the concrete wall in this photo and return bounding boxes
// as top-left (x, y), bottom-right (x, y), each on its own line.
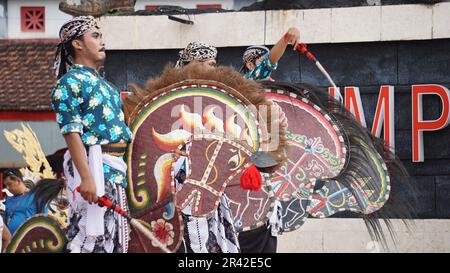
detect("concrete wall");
top-left (7, 0), bottom-right (71, 39)
top-left (277, 218), bottom-right (450, 253)
top-left (98, 3), bottom-right (450, 49)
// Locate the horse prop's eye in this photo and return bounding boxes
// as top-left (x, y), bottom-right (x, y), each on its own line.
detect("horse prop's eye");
top-left (227, 151), bottom-right (244, 171)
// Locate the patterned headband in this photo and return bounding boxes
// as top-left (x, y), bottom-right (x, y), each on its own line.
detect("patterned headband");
top-left (54, 16), bottom-right (99, 79)
top-left (242, 45), bottom-right (269, 65)
top-left (175, 41), bottom-right (218, 68)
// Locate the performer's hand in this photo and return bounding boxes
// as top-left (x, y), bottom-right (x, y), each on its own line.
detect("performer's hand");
top-left (284, 27), bottom-right (300, 50)
top-left (266, 76), bottom-right (275, 82)
top-left (272, 101), bottom-right (289, 129)
top-left (172, 148), bottom-right (187, 161)
top-left (79, 178), bottom-right (98, 204)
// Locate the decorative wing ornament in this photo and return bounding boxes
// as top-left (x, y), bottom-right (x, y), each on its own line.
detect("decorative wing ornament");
top-left (3, 123), bottom-right (55, 181)
top-left (263, 86), bottom-right (347, 231)
top-left (4, 124), bottom-right (69, 252)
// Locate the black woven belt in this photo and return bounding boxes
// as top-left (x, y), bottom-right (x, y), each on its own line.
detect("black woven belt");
top-left (84, 143), bottom-right (127, 156)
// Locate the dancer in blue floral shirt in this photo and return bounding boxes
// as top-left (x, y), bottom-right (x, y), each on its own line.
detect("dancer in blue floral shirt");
top-left (51, 16), bottom-right (131, 253)
top-left (53, 64), bottom-right (132, 147)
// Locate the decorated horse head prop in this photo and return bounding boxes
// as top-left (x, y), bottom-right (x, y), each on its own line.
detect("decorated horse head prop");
top-left (122, 63), bottom-right (287, 251)
top-left (5, 64), bottom-right (286, 253)
top-left (5, 63), bottom-right (413, 253)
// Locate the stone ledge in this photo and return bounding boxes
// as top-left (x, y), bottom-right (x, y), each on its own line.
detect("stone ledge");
top-left (278, 218), bottom-right (450, 253)
top-left (98, 3), bottom-right (450, 50)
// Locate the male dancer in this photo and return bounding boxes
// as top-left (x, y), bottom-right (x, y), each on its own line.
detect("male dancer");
top-left (239, 27), bottom-right (300, 253)
top-left (241, 27), bottom-right (300, 81)
top-left (173, 42), bottom-right (240, 253)
top-left (51, 16), bottom-right (132, 253)
top-left (175, 41), bottom-right (218, 69)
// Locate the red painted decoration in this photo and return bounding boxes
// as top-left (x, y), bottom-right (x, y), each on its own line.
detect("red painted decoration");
top-left (412, 84), bottom-right (450, 162)
top-left (196, 4), bottom-right (222, 9)
top-left (145, 5), bottom-right (159, 10)
top-left (0, 111), bottom-right (56, 121)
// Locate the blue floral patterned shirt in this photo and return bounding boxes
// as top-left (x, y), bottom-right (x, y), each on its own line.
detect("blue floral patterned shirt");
top-left (244, 52), bottom-right (278, 81)
top-left (51, 64), bottom-right (132, 146)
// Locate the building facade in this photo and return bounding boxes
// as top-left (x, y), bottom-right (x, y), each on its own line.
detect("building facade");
top-left (100, 3), bottom-right (450, 252)
top-left (1, 0), bottom-right (450, 252)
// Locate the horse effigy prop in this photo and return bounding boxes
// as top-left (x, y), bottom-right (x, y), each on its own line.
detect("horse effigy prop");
top-left (5, 60), bottom-right (412, 253)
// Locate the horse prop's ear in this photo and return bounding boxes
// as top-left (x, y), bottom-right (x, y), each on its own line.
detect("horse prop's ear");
top-left (250, 151), bottom-right (278, 168)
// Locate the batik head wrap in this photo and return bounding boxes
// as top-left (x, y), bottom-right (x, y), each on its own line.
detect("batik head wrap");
top-left (175, 41), bottom-right (218, 68)
top-left (54, 16), bottom-right (99, 79)
top-left (240, 45), bottom-right (270, 72)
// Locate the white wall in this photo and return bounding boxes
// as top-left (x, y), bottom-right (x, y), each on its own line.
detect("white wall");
top-left (98, 3), bottom-right (450, 50)
top-left (278, 218), bottom-right (450, 253)
top-left (7, 0), bottom-right (71, 39)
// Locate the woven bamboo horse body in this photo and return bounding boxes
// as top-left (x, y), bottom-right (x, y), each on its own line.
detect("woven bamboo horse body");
top-left (261, 81), bottom-right (412, 247)
top-left (123, 64), bottom-right (286, 252)
top-left (4, 65), bottom-right (286, 253)
top-left (4, 67), bottom-right (411, 252)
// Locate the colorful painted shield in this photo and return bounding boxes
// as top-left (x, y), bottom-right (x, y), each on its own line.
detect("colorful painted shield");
top-left (126, 81), bottom-right (266, 251)
top-left (264, 88), bottom-right (347, 231)
top-left (6, 214), bottom-right (67, 253)
top-left (309, 138), bottom-right (391, 218)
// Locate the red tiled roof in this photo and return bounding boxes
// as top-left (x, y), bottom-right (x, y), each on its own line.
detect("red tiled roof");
top-left (0, 40), bottom-right (58, 111)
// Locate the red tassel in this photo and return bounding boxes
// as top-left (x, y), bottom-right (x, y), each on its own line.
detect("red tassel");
top-left (240, 164), bottom-right (262, 191)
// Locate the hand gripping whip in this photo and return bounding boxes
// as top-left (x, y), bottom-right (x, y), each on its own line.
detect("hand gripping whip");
top-left (76, 187), bottom-right (171, 253)
top-left (295, 43), bottom-right (343, 102)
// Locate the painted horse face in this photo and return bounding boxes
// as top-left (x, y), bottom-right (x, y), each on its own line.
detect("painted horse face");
top-left (126, 83), bottom-right (261, 252)
top-left (174, 133), bottom-right (276, 232)
top-left (175, 134), bottom-right (252, 217)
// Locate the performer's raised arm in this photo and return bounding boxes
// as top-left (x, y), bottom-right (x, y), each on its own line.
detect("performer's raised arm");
top-left (268, 27), bottom-right (301, 65)
top-left (241, 27), bottom-right (300, 81)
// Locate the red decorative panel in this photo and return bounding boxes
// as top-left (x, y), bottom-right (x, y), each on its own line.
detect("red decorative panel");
top-left (145, 5), bottom-right (160, 10)
top-left (196, 4), bottom-right (222, 9)
top-left (21, 7), bottom-right (45, 33)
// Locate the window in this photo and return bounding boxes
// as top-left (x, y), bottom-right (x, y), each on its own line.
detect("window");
top-left (145, 5), bottom-right (160, 10)
top-left (21, 7), bottom-right (45, 32)
top-left (196, 4), bottom-right (222, 9)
